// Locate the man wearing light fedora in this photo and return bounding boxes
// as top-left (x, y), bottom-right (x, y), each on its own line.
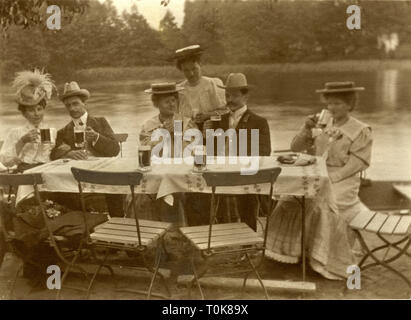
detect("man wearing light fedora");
top-left (50, 81), bottom-right (123, 217)
top-left (213, 73), bottom-right (272, 231)
top-left (50, 81), bottom-right (120, 160)
top-left (220, 73), bottom-right (271, 157)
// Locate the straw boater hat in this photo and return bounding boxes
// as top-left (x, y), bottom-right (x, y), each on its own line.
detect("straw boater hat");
top-left (60, 81), bottom-right (90, 101)
top-left (316, 81), bottom-right (365, 94)
top-left (12, 69), bottom-right (55, 107)
top-left (144, 83), bottom-right (184, 95)
top-left (219, 73), bottom-right (250, 90)
top-left (173, 44), bottom-right (204, 61)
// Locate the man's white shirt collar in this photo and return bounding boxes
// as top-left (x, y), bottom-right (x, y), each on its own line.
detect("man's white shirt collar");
top-left (72, 112), bottom-right (88, 128)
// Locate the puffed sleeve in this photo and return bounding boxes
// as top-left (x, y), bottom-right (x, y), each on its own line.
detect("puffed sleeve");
top-left (349, 127), bottom-right (372, 166)
top-left (0, 129), bottom-right (20, 167)
top-left (328, 127), bottom-right (373, 183)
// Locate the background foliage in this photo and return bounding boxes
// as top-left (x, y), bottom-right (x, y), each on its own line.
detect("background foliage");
top-left (1, 0), bottom-right (411, 82)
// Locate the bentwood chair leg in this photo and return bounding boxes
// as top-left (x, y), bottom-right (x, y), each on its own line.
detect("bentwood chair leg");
top-left (9, 263), bottom-right (23, 299)
top-left (245, 252), bottom-right (269, 300)
top-left (56, 249), bottom-right (83, 300)
top-left (147, 243), bottom-right (162, 299)
top-left (86, 248), bottom-right (110, 299)
top-left (355, 231), bottom-right (411, 288)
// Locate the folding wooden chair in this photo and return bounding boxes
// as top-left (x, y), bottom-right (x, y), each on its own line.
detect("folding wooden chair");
top-left (114, 133), bottom-right (128, 158)
top-left (70, 167), bottom-right (172, 299)
top-left (350, 182), bottom-right (411, 296)
top-left (179, 167), bottom-right (281, 299)
top-left (0, 173), bottom-right (90, 299)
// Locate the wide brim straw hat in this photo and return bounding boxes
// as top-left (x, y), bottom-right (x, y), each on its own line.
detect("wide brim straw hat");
top-left (144, 82), bottom-right (184, 95)
top-left (171, 44), bottom-right (204, 61)
top-left (316, 81), bottom-right (365, 93)
top-left (60, 81), bottom-right (90, 101)
top-left (13, 69), bottom-right (55, 106)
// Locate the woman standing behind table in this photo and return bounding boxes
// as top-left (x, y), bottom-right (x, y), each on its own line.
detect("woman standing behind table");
top-left (265, 82), bottom-right (372, 280)
top-left (173, 45), bottom-right (228, 129)
top-left (0, 69), bottom-right (56, 172)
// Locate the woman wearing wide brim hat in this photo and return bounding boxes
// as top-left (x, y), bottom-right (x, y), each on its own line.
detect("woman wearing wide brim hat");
top-left (265, 81), bottom-right (372, 281)
top-left (0, 69), bottom-right (56, 171)
top-left (139, 82), bottom-right (196, 156)
top-left (171, 44), bottom-right (228, 126)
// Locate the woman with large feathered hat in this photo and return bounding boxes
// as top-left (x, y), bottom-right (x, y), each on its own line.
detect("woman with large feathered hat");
top-left (0, 69), bottom-right (56, 171)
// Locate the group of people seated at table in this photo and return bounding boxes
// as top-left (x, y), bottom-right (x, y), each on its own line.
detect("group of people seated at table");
top-left (0, 45), bottom-right (373, 281)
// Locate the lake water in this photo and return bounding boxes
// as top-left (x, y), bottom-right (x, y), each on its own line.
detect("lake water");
top-left (1, 68), bottom-right (410, 180)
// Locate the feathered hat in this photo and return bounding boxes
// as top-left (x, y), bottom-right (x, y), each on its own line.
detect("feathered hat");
top-left (12, 69), bottom-right (55, 107)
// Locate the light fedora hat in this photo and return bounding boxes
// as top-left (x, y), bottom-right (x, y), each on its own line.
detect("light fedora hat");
top-left (219, 73), bottom-right (251, 90)
top-left (316, 81), bottom-right (365, 94)
top-left (60, 81), bottom-right (90, 101)
top-left (144, 82), bottom-right (184, 95)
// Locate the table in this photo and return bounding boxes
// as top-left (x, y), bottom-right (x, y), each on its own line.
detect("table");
top-left (16, 156), bottom-right (331, 281)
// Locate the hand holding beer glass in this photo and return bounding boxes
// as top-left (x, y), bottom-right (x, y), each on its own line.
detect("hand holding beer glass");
top-left (193, 145), bottom-right (207, 173)
top-left (138, 145), bottom-right (152, 171)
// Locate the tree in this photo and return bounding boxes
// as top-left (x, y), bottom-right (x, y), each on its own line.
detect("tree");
top-left (159, 10), bottom-right (186, 54)
top-left (0, 0), bottom-right (88, 31)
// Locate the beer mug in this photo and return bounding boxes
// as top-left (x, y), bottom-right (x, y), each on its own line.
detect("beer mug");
top-left (74, 127), bottom-right (86, 149)
top-left (40, 128), bottom-right (55, 144)
top-left (138, 145), bottom-right (152, 171)
top-left (193, 145), bottom-right (207, 172)
top-left (210, 114), bottom-right (222, 130)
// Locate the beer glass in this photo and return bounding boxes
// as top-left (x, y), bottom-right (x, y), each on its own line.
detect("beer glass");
top-left (138, 145), bottom-right (152, 171)
top-left (193, 145), bottom-right (207, 172)
top-left (317, 109), bottom-right (332, 128)
top-left (74, 127), bottom-right (86, 149)
top-left (210, 114), bottom-right (222, 130)
top-left (40, 128), bottom-right (52, 144)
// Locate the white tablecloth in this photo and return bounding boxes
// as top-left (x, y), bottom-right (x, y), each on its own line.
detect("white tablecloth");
top-left (16, 156), bottom-right (328, 203)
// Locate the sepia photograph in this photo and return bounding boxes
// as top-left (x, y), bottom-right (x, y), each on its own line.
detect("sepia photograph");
top-left (0, 0), bottom-right (410, 303)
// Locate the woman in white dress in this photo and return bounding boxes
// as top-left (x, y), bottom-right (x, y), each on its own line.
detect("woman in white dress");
top-left (265, 82), bottom-right (372, 279)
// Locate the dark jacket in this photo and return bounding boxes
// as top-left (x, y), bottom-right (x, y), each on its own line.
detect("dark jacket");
top-left (50, 115), bottom-right (120, 160)
top-left (233, 109), bottom-right (271, 157)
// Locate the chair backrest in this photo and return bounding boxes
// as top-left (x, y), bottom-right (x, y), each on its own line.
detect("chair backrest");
top-left (71, 167), bottom-right (143, 186)
top-left (0, 173), bottom-right (43, 187)
top-left (114, 133), bottom-right (129, 143)
top-left (202, 167), bottom-right (281, 252)
top-left (70, 167), bottom-right (144, 246)
top-left (203, 167), bottom-right (282, 187)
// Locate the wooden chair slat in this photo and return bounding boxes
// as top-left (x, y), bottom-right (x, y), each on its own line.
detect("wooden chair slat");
top-left (180, 222), bottom-right (249, 234)
top-left (109, 217), bottom-right (171, 229)
top-left (189, 232), bottom-right (260, 245)
top-left (90, 233), bottom-right (153, 246)
top-left (196, 237), bottom-right (263, 250)
top-left (365, 212), bottom-right (389, 233)
top-left (95, 223), bottom-right (165, 235)
top-left (349, 211), bottom-right (376, 230)
top-left (185, 227), bottom-right (252, 239)
top-left (393, 216), bottom-right (411, 235)
top-left (92, 229), bottom-right (159, 239)
top-left (379, 215), bottom-right (402, 235)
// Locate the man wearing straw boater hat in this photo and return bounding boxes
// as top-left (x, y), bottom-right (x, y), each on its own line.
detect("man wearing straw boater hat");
top-left (50, 81), bottom-right (119, 160)
top-left (50, 81), bottom-right (123, 217)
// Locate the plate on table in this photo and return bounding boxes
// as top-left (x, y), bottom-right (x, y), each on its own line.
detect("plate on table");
top-left (277, 153), bottom-right (316, 166)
